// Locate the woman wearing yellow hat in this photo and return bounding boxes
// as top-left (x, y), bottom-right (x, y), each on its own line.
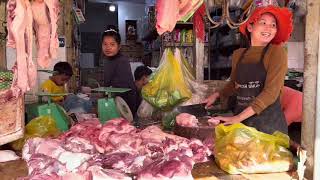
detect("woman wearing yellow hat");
top-left (204, 5), bottom-right (293, 134)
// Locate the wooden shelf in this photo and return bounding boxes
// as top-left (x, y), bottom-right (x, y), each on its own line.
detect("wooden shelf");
top-left (175, 22), bottom-right (193, 29)
top-left (163, 42), bottom-right (194, 47)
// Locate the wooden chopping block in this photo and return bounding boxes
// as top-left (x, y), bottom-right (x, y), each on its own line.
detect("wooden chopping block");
top-left (174, 118), bottom-right (215, 141)
top-left (192, 161), bottom-right (295, 180)
top-left (0, 159), bottom-right (28, 180)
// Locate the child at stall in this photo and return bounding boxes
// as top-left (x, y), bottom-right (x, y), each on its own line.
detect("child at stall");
top-left (41, 61), bottom-right (93, 113)
top-left (134, 65), bottom-right (153, 108)
top-left (41, 62), bottom-right (72, 103)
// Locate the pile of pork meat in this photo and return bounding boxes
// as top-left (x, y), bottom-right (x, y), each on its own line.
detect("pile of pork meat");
top-left (21, 118), bottom-right (212, 180)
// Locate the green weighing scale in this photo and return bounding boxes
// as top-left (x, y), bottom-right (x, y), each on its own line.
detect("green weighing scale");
top-left (26, 92), bottom-right (71, 132)
top-left (25, 69), bottom-right (70, 132)
top-left (92, 87), bottom-right (133, 124)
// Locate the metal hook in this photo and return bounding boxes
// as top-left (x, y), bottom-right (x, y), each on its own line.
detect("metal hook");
top-left (205, 0), bottom-right (254, 29)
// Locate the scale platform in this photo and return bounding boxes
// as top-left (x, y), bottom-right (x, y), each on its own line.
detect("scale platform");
top-left (92, 87), bottom-right (133, 124)
top-left (26, 92), bottom-right (71, 132)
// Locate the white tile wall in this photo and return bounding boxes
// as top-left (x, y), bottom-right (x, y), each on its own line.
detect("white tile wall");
top-left (287, 42), bottom-right (304, 70)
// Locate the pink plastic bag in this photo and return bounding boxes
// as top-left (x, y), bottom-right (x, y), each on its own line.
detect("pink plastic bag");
top-left (281, 86), bottom-right (303, 125)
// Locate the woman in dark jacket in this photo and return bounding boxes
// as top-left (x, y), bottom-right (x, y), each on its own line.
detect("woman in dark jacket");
top-left (101, 29), bottom-right (138, 114)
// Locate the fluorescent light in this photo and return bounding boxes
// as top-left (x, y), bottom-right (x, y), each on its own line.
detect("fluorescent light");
top-left (109, 4), bottom-right (116, 12)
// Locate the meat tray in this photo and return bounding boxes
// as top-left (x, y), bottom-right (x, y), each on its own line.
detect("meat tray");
top-left (173, 110), bottom-right (233, 141)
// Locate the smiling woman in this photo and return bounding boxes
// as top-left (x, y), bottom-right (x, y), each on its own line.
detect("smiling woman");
top-left (247, 13), bottom-right (277, 46)
top-left (204, 5), bottom-right (293, 135)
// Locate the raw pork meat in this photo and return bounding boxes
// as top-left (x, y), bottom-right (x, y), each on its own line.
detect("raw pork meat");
top-left (44, 0), bottom-right (60, 60)
top-left (188, 139), bottom-right (212, 163)
top-left (6, 0), bottom-right (37, 93)
top-left (207, 117), bottom-right (220, 126)
top-left (88, 165), bottom-right (132, 180)
top-left (0, 150), bottom-right (20, 162)
top-left (176, 113), bottom-right (199, 127)
top-left (99, 118), bottom-right (136, 142)
top-left (31, 1), bottom-right (51, 68)
top-left (63, 136), bottom-right (96, 154)
top-left (22, 118), bottom-right (212, 180)
top-left (31, 0), bottom-right (60, 68)
top-left (156, 0), bottom-right (179, 35)
top-left (155, 0), bottom-right (203, 35)
top-left (6, 0), bottom-right (16, 48)
top-left (137, 152), bottom-right (194, 180)
top-left (61, 172), bottom-right (92, 180)
top-left (27, 154), bottom-right (67, 176)
top-left (5, 0), bottom-right (60, 95)
top-left (139, 125), bottom-right (187, 143)
top-left (58, 151), bottom-right (92, 171)
top-left (93, 152), bottom-right (146, 174)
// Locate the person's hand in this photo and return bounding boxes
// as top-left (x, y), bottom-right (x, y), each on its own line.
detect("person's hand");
top-left (203, 92), bottom-right (219, 109)
top-left (81, 86), bottom-right (92, 94)
top-left (214, 115), bottom-right (242, 125)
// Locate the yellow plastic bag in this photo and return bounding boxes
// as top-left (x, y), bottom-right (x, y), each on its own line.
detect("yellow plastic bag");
top-left (214, 123), bottom-right (294, 174)
top-left (11, 116), bottom-right (61, 151)
top-left (142, 48), bottom-right (192, 110)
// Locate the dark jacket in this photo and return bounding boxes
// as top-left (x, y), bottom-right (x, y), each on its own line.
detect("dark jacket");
top-left (103, 53), bottom-right (138, 114)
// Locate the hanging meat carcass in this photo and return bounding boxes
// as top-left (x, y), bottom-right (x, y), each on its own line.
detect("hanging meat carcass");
top-left (31, 0), bottom-right (60, 68)
top-left (6, 0), bottom-right (37, 94)
top-left (6, 0), bottom-right (60, 94)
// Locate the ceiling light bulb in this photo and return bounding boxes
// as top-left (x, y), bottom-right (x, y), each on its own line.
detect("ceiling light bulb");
top-left (109, 4), bottom-right (116, 12)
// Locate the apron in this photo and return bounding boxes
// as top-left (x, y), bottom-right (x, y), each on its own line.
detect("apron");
top-left (234, 45), bottom-right (288, 134)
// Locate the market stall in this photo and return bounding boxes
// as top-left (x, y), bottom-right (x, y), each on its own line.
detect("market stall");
top-left (0, 0), bottom-right (315, 179)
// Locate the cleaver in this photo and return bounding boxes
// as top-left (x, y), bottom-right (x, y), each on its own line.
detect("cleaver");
top-left (176, 103), bottom-right (208, 117)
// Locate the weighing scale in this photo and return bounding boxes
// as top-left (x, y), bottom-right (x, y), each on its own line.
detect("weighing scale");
top-left (25, 69), bottom-right (70, 131)
top-left (92, 87), bottom-right (133, 124)
top-left (26, 92), bottom-right (71, 132)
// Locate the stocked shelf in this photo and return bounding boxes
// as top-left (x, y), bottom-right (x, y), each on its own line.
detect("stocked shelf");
top-left (175, 22), bottom-right (193, 29)
top-left (163, 42), bottom-right (193, 47)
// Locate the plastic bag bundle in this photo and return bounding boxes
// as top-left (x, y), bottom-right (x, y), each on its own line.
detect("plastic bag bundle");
top-left (11, 116), bottom-right (61, 151)
top-left (175, 48), bottom-right (208, 105)
top-left (142, 49), bottom-right (192, 110)
top-left (214, 123), bottom-right (294, 174)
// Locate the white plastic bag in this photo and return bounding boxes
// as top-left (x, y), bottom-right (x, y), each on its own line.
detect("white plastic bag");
top-left (137, 100), bottom-right (155, 118)
top-left (174, 48), bottom-right (208, 105)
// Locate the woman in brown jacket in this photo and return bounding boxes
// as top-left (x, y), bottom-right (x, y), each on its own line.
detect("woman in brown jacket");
top-left (204, 5), bottom-right (293, 134)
